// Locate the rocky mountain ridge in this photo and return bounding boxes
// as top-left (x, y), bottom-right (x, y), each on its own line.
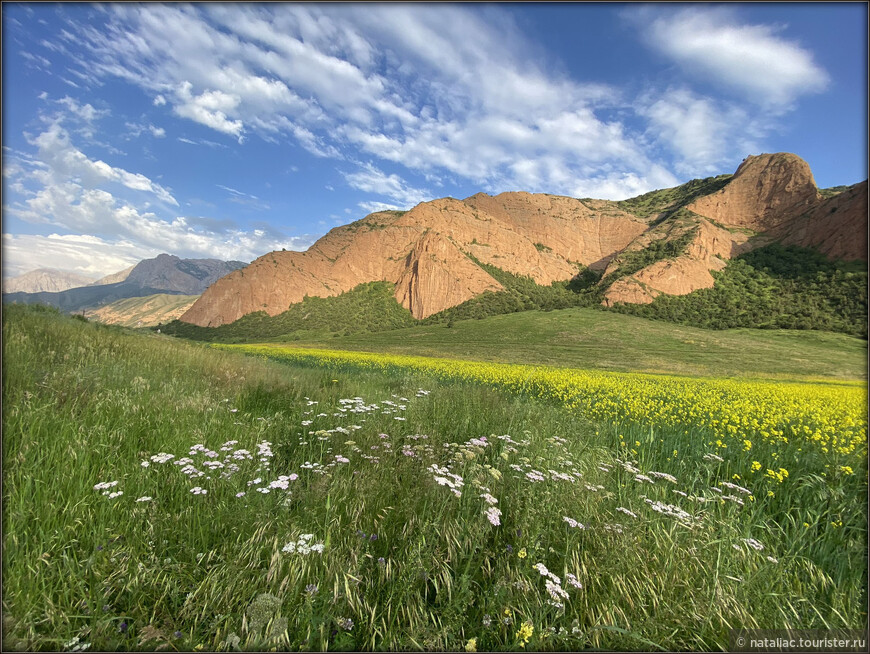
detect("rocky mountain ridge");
top-left (180, 153), bottom-right (867, 329)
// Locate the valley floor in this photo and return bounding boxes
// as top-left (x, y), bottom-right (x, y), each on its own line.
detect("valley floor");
top-left (286, 307), bottom-right (867, 381)
top-left (3, 305), bottom-right (867, 651)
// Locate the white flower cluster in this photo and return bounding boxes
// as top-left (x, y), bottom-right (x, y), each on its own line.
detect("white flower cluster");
top-left (429, 464), bottom-right (464, 498)
top-left (480, 493), bottom-right (498, 505)
top-left (282, 534), bottom-right (325, 555)
top-left (64, 636), bottom-right (91, 651)
top-left (721, 481), bottom-right (752, 495)
top-left (644, 499), bottom-right (694, 523)
top-left (616, 507), bottom-right (637, 518)
top-left (617, 459), bottom-right (641, 474)
top-left (190, 487), bottom-right (207, 495)
top-left (532, 562), bottom-right (577, 608)
top-left (703, 453), bottom-right (725, 462)
top-left (648, 471), bottom-right (678, 484)
top-left (562, 516), bottom-right (586, 529)
top-left (485, 506), bottom-right (502, 526)
top-left (94, 480), bottom-right (123, 498)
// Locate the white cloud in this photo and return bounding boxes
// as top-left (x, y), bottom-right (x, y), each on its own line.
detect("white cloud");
top-left (358, 201), bottom-right (404, 214)
top-left (174, 80), bottom-right (244, 138)
top-left (2, 232), bottom-right (153, 278)
top-left (641, 6), bottom-right (829, 108)
top-left (27, 122), bottom-right (178, 206)
top-left (56, 96), bottom-right (106, 123)
top-left (342, 163), bottom-right (430, 208)
top-left (4, 126), bottom-right (314, 271)
top-left (638, 88), bottom-right (764, 177)
top-left (59, 3), bottom-right (671, 199)
top-left (124, 122), bottom-right (167, 139)
top-left (153, 94), bottom-right (166, 106)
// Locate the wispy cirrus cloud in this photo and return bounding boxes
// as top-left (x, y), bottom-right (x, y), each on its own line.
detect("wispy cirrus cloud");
top-left (56, 3), bottom-right (680, 198)
top-left (637, 6), bottom-right (829, 109)
top-left (342, 163), bottom-right (431, 210)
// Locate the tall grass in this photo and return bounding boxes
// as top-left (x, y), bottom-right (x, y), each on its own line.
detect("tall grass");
top-left (3, 304), bottom-right (866, 651)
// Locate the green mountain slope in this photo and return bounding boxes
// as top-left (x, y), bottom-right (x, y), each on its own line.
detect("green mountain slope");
top-left (162, 281), bottom-right (416, 342)
top-left (608, 243), bottom-right (868, 337)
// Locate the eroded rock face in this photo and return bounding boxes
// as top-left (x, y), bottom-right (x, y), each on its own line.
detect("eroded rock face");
top-left (603, 155), bottom-right (866, 307)
top-left (687, 153), bottom-right (820, 230)
top-left (393, 230), bottom-right (503, 319)
top-left (772, 180), bottom-right (868, 261)
top-left (180, 194), bottom-right (648, 325)
top-left (603, 219), bottom-right (745, 306)
top-left (180, 153), bottom-right (867, 326)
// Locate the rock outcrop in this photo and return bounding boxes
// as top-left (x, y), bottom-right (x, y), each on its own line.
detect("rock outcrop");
top-left (179, 153), bottom-right (867, 327)
top-left (603, 153), bottom-right (865, 307)
top-left (180, 194), bottom-right (648, 326)
top-left (771, 180), bottom-right (868, 261)
top-left (603, 218), bottom-right (752, 306)
top-left (687, 153), bottom-right (821, 230)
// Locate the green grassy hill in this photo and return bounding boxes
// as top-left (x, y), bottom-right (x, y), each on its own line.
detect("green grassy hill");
top-left (287, 307), bottom-right (867, 381)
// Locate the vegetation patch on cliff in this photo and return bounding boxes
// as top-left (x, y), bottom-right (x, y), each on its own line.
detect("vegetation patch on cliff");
top-left (617, 174), bottom-right (732, 220)
top-left (161, 282), bottom-right (415, 342)
top-left (607, 244), bottom-right (868, 337)
top-left (421, 258), bottom-right (602, 325)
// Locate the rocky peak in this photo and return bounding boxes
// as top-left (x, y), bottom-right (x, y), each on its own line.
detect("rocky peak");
top-left (687, 153), bottom-right (820, 230)
top-left (126, 255), bottom-right (246, 294)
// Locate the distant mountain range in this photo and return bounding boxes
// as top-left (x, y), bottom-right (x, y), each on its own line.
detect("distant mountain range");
top-left (2, 265), bottom-right (137, 294)
top-left (3, 269), bottom-right (99, 294)
top-left (3, 254), bottom-right (246, 314)
top-left (177, 153), bottom-right (867, 328)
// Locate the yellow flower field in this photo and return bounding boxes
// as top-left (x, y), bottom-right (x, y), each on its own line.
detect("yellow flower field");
top-left (223, 345), bottom-right (868, 465)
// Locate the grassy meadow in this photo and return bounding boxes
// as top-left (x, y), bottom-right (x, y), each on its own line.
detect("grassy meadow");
top-left (3, 304), bottom-right (868, 651)
top-left (289, 307), bottom-right (867, 381)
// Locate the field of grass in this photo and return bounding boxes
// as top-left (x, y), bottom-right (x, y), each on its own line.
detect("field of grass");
top-left (291, 307), bottom-right (867, 381)
top-left (3, 304), bottom-right (867, 651)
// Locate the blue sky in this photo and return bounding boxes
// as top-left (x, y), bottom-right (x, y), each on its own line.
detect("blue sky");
top-left (2, 2), bottom-right (867, 278)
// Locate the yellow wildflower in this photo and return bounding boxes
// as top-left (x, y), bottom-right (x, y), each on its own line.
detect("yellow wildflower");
top-left (515, 622), bottom-right (534, 648)
top-left (465, 638), bottom-right (477, 652)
